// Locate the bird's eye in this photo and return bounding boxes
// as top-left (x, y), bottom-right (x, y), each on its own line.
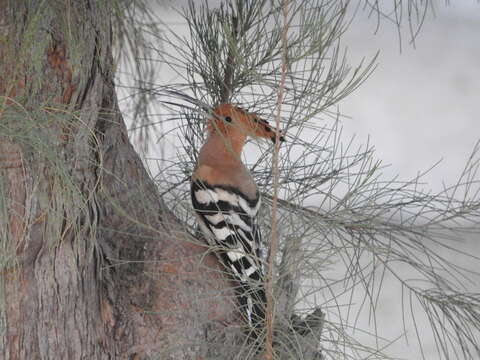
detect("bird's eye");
top-left (224, 116), bottom-right (232, 123)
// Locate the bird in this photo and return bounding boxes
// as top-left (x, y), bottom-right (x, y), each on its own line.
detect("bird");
top-left (190, 103), bottom-right (284, 337)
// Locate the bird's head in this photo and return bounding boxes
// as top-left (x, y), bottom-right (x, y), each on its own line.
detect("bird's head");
top-left (208, 103), bottom-right (285, 144)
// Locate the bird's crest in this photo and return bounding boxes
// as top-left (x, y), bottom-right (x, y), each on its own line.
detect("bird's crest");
top-left (208, 103), bottom-right (285, 144)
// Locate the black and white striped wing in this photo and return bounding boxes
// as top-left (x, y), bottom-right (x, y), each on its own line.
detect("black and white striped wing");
top-left (191, 179), bottom-right (263, 283)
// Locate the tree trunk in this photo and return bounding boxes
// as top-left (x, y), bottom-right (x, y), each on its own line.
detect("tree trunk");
top-left (0, 1), bottom-right (239, 359)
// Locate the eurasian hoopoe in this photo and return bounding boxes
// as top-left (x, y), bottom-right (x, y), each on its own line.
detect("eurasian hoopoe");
top-left (191, 103), bottom-right (284, 336)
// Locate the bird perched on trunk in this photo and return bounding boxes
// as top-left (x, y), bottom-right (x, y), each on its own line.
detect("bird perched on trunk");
top-left (191, 103), bottom-right (284, 337)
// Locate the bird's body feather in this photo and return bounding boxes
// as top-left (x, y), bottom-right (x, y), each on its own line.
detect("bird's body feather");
top-left (191, 179), bottom-right (265, 325)
top-left (190, 104), bottom-right (284, 334)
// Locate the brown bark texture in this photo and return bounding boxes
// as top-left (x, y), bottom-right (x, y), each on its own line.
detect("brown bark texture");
top-left (0, 1), bottom-right (242, 359)
top-left (0, 1), bottom-right (324, 359)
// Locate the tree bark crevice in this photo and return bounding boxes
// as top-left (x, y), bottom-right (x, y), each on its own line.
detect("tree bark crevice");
top-left (0, 1), bottom-right (327, 359)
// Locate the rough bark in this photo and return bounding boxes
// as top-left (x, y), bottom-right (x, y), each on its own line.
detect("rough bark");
top-left (0, 1), bottom-right (240, 359)
top-left (0, 1), bottom-right (324, 359)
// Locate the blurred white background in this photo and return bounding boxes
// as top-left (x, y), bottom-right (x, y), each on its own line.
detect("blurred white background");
top-left (341, 3), bottom-right (480, 191)
top-left (338, 4), bottom-right (480, 359)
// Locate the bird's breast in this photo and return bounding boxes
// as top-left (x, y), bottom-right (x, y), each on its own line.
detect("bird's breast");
top-left (192, 164), bottom-right (258, 201)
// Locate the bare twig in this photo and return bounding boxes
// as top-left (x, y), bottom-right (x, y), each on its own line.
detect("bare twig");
top-left (265, 0), bottom-right (289, 358)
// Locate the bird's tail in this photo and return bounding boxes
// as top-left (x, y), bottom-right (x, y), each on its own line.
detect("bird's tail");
top-left (236, 280), bottom-right (267, 339)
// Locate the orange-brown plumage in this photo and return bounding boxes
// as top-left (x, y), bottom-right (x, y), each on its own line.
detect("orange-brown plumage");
top-left (194, 103), bottom-right (284, 198)
top-left (207, 104), bottom-right (284, 151)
